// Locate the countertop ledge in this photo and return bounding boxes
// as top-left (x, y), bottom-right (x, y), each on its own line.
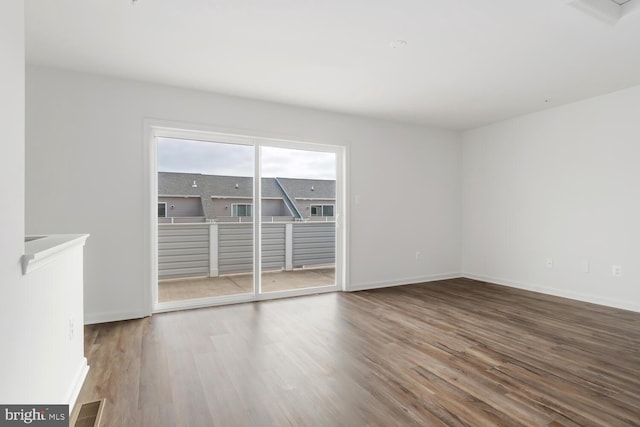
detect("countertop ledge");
top-left (22, 234), bottom-right (90, 275)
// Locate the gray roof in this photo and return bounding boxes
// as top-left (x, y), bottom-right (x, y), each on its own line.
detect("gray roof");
top-left (158, 173), bottom-right (282, 198)
top-left (158, 172), bottom-right (335, 219)
top-left (276, 177), bottom-right (335, 200)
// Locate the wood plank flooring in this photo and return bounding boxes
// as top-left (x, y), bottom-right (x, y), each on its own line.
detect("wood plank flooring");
top-left (76, 278), bottom-right (640, 426)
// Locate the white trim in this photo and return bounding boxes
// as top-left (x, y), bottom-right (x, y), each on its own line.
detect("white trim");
top-left (159, 194), bottom-right (201, 198)
top-left (256, 137), bottom-right (340, 153)
top-left (153, 126), bottom-right (255, 146)
top-left (337, 144), bottom-right (348, 291)
top-left (84, 309), bottom-right (148, 325)
top-left (256, 283), bottom-right (339, 300)
top-left (144, 120), bottom-right (156, 315)
top-left (154, 293), bottom-right (254, 313)
top-left (254, 143), bottom-right (262, 295)
top-left (147, 119), bottom-right (306, 147)
top-left (348, 272), bottom-right (461, 292)
top-left (65, 358), bottom-right (89, 412)
top-left (22, 234), bottom-right (89, 275)
top-left (295, 197), bottom-right (336, 201)
top-left (153, 283), bottom-right (339, 314)
top-left (463, 272), bottom-right (640, 313)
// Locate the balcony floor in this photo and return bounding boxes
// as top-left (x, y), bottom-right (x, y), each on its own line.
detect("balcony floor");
top-left (158, 267), bottom-right (335, 302)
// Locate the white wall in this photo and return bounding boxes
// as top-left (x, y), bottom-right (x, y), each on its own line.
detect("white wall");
top-left (0, 0), bottom-right (27, 402)
top-left (1, 2), bottom-right (88, 406)
top-left (21, 244), bottom-right (89, 406)
top-left (462, 85), bottom-right (640, 312)
top-left (26, 66), bottom-right (461, 323)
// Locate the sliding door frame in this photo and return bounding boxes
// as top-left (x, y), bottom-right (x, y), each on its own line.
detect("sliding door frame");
top-left (144, 120), bottom-right (347, 314)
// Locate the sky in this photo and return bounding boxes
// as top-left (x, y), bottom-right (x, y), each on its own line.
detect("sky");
top-left (157, 137), bottom-right (336, 180)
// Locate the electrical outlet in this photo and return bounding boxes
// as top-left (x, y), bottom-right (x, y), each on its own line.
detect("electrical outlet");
top-left (612, 265), bottom-right (622, 277)
top-left (415, 251), bottom-right (421, 260)
top-left (69, 319), bottom-right (74, 341)
top-left (546, 257), bottom-right (553, 268)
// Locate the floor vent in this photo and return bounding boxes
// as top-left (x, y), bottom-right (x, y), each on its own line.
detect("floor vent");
top-left (72, 399), bottom-right (105, 427)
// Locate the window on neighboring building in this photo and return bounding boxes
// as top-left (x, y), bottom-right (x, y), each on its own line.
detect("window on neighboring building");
top-left (310, 204), bottom-right (334, 216)
top-left (158, 202), bottom-right (167, 217)
top-left (232, 203), bottom-right (253, 217)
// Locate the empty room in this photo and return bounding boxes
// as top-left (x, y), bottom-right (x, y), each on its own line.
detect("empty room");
top-left (2, 1), bottom-right (639, 426)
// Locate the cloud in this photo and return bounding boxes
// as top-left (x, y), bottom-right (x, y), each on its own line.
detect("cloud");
top-left (158, 138), bottom-right (336, 179)
top-left (261, 146), bottom-right (335, 179)
top-left (157, 138), bottom-right (253, 176)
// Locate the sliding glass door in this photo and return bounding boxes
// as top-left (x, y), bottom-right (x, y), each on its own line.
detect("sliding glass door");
top-left (155, 137), bottom-right (254, 305)
top-left (259, 146), bottom-right (337, 295)
top-left (151, 127), bottom-right (343, 312)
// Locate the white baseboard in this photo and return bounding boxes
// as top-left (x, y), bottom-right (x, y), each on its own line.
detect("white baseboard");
top-left (66, 357), bottom-right (89, 412)
top-left (463, 272), bottom-right (640, 313)
top-left (84, 309), bottom-right (149, 325)
top-left (348, 272), bottom-right (461, 292)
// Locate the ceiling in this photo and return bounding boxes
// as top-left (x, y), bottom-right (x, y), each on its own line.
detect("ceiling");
top-left (25, 0), bottom-right (640, 130)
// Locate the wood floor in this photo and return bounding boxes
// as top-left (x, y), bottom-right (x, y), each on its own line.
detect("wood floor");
top-left (76, 278), bottom-right (640, 426)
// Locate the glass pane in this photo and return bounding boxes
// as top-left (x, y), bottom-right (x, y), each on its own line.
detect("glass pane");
top-left (260, 146), bottom-right (336, 294)
top-left (156, 137), bottom-right (254, 303)
top-left (232, 204), bottom-right (253, 217)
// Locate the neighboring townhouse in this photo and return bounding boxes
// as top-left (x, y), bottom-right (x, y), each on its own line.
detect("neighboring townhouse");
top-left (158, 172), bottom-right (335, 221)
top-left (276, 177), bottom-right (336, 219)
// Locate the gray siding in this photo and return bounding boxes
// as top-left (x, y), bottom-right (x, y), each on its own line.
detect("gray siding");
top-left (292, 222), bottom-right (336, 267)
top-left (158, 196), bottom-right (204, 217)
top-left (262, 199), bottom-right (290, 217)
top-left (262, 223), bottom-right (285, 271)
top-left (218, 223), bottom-right (253, 275)
top-left (158, 224), bottom-right (209, 279)
top-left (209, 198), bottom-right (289, 218)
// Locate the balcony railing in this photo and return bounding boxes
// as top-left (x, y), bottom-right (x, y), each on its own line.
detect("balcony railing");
top-left (158, 215), bottom-right (335, 224)
top-left (158, 219), bottom-right (336, 280)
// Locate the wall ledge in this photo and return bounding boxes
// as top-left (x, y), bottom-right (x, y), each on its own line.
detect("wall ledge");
top-left (22, 234), bottom-right (89, 275)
